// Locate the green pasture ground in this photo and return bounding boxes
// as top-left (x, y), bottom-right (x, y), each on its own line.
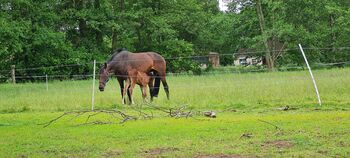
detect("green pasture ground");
top-left (0, 68), bottom-right (349, 157)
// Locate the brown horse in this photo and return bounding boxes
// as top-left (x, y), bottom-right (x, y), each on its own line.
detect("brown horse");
top-left (99, 49), bottom-right (169, 104)
top-left (122, 69), bottom-right (150, 104)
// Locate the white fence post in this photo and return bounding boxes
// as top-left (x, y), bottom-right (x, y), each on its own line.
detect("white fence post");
top-left (45, 74), bottom-right (48, 91)
top-left (298, 44), bottom-right (322, 106)
top-left (11, 65), bottom-right (16, 84)
top-left (91, 60), bottom-right (96, 111)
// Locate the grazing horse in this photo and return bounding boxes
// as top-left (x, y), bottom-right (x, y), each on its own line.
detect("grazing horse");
top-left (123, 69), bottom-right (150, 104)
top-left (99, 49), bottom-right (169, 104)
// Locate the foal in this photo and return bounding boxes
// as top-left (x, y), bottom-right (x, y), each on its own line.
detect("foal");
top-left (122, 69), bottom-right (153, 104)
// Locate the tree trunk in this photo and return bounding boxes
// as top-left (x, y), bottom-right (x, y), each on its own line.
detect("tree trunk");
top-left (119, 0), bottom-right (125, 11)
top-left (77, 0), bottom-right (87, 38)
top-left (94, 0), bottom-right (103, 46)
top-left (330, 14), bottom-right (336, 62)
top-left (256, 0), bottom-right (274, 71)
top-left (111, 29), bottom-right (118, 51)
top-left (136, 27), bottom-right (143, 50)
top-left (110, 0), bottom-right (125, 52)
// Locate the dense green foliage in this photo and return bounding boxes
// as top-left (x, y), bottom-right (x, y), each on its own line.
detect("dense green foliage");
top-left (0, 0), bottom-right (349, 75)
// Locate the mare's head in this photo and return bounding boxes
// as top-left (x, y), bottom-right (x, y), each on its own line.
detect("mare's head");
top-left (99, 63), bottom-right (110, 91)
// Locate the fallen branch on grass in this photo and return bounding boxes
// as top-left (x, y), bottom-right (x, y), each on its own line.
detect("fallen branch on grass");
top-left (240, 133), bottom-right (253, 139)
top-left (203, 111), bottom-right (216, 118)
top-left (39, 109), bottom-right (140, 128)
top-left (143, 104), bottom-right (194, 118)
top-left (144, 104), bottom-right (219, 119)
top-left (74, 120), bottom-right (114, 127)
top-left (276, 106), bottom-right (298, 111)
top-left (40, 105), bottom-right (217, 127)
top-left (257, 119), bottom-right (282, 130)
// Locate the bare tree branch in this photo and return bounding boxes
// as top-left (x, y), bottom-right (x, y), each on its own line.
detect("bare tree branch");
top-left (39, 109), bottom-right (138, 127)
top-left (258, 119), bottom-right (282, 130)
top-left (40, 105), bottom-right (216, 127)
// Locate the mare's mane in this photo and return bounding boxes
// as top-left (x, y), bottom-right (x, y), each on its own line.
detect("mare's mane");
top-left (108, 48), bottom-right (128, 63)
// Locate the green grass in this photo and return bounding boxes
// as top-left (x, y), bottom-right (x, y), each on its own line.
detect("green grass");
top-left (1, 68), bottom-right (350, 112)
top-left (0, 68), bottom-right (350, 157)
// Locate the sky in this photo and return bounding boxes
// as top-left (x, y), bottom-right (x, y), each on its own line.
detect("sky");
top-left (219, 0), bottom-right (230, 11)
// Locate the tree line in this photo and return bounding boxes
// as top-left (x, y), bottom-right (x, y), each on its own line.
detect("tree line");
top-left (0, 0), bottom-right (349, 77)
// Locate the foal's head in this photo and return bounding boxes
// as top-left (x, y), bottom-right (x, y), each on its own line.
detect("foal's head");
top-left (137, 71), bottom-right (150, 85)
top-left (99, 63), bottom-right (110, 91)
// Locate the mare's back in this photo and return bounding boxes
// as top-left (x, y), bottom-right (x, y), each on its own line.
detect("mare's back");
top-left (146, 52), bottom-right (166, 64)
top-left (125, 53), bottom-right (153, 69)
top-left (109, 51), bottom-right (153, 73)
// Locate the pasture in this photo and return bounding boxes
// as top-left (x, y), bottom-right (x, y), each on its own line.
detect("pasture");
top-left (0, 68), bottom-right (350, 157)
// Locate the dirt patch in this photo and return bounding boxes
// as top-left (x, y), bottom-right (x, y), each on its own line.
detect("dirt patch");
top-left (195, 153), bottom-right (250, 158)
top-left (18, 155), bottom-right (28, 158)
top-left (263, 140), bottom-right (294, 149)
top-left (143, 147), bottom-right (179, 157)
top-left (317, 150), bottom-right (328, 155)
top-left (101, 150), bottom-right (123, 158)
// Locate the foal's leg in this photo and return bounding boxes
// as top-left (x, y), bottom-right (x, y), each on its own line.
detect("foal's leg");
top-left (141, 85), bottom-right (148, 103)
top-left (122, 79), bottom-right (130, 104)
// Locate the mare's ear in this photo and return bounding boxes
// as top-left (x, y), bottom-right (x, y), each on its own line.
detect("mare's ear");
top-left (104, 63), bottom-right (107, 69)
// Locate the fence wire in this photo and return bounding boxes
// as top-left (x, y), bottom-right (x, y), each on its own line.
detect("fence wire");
top-left (1, 47), bottom-right (350, 112)
top-left (1, 46), bottom-right (349, 74)
top-left (1, 63), bottom-right (350, 113)
top-left (1, 60), bottom-right (350, 80)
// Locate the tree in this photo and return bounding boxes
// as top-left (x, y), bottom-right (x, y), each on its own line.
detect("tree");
top-left (227, 0), bottom-right (350, 69)
top-left (1, 0), bottom-right (350, 79)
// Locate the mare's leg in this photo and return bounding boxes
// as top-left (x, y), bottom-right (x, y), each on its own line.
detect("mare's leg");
top-left (153, 75), bottom-right (161, 97)
top-left (127, 85), bottom-right (132, 103)
top-left (160, 76), bottom-right (169, 100)
top-left (117, 78), bottom-right (126, 104)
top-left (148, 77), bottom-right (154, 101)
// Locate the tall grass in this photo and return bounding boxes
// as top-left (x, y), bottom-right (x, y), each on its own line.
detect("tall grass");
top-left (1, 68), bottom-right (350, 112)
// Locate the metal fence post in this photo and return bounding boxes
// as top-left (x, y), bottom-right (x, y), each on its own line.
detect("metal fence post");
top-left (298, 44), bottom-right (322, 106)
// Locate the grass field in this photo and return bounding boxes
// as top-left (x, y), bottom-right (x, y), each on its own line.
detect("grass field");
top-left (0, 68), bottom-right (350, 157)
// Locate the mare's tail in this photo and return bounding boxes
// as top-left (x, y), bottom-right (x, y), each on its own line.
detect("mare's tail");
top-left (152, 73), bottom-right (161, 97)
